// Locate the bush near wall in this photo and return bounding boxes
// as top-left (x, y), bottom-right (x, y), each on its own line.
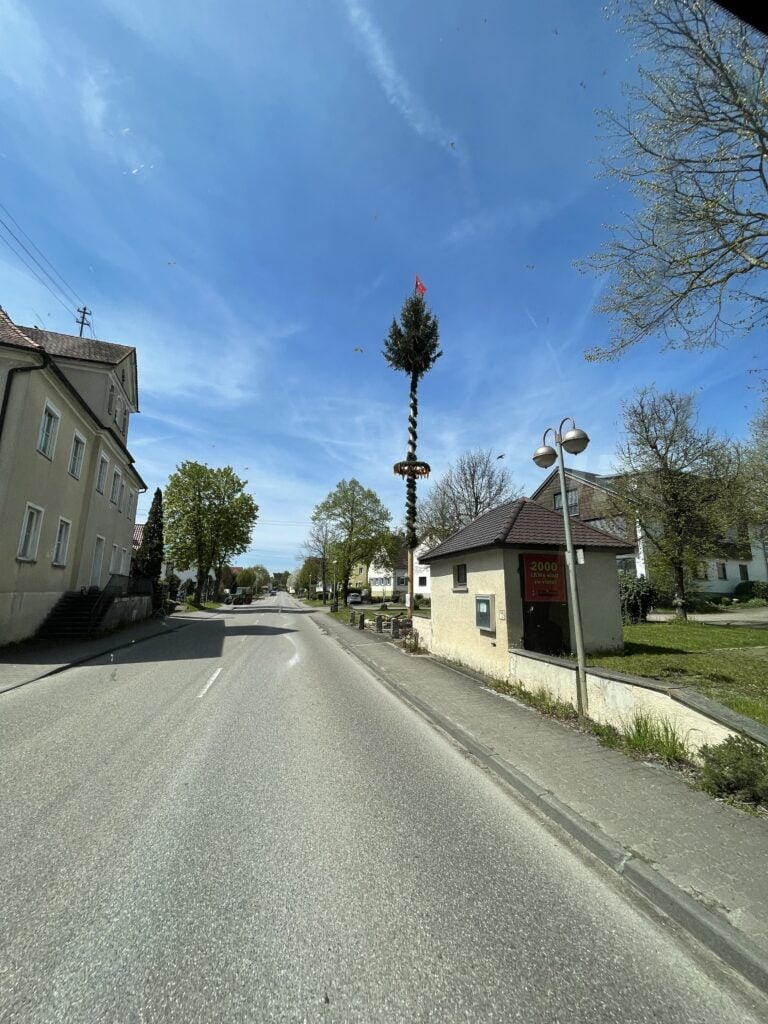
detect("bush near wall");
top-left (699, 736), bottom-right (768, 808)
top-left (734, 581), bottom-right (768, 600)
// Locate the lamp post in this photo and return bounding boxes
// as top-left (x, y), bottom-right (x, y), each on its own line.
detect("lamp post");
top-left (532, 417), bottom-right (590, 718)
top-left (332, 560), bottom-right (338, 611)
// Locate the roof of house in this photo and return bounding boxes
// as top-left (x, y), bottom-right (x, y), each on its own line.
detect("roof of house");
top-left (420, 498), bottom-right (634, 562)
top-left (19, 326), bottom-right (134, 365)
top-left (0, 307), bottom-right (41, 350)
top-left (529, 466), bottom-right (623, 502)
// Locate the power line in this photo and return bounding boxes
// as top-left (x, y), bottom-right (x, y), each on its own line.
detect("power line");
top-left (0, 212), bottom-right (79, 315)
top-left (0, 201), bottom-right (85, 308)
top-left (0, 230), bottom-right (74, 319)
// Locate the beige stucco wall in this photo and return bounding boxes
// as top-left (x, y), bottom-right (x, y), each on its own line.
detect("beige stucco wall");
top-left (429, 549), bottom-right (510, 678)
top-left (508, 651), bottom-right (734, 751)
top-left (0, 350), bottom-right (142, 643)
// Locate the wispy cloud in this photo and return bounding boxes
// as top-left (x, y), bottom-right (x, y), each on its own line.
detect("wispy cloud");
top-left (343, 0), bottom-right (459, 154)
top-left (446, 199), bottom-right (554, 246)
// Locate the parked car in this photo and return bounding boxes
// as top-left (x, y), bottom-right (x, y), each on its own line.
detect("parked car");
top-left (347, 593), bottom-right (362, 605)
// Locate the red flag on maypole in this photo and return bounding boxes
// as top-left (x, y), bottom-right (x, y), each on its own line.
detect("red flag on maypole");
top-left (414, 274), bottom-right (427, 296)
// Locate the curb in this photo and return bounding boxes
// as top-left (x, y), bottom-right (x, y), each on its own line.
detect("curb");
top-left (0, 619), bottom-right (191, 695)
top-left (315, 612), bottom-right (768, 998)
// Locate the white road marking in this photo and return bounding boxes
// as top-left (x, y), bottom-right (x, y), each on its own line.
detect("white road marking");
top-left (197, 666), bottom-right (223, 698)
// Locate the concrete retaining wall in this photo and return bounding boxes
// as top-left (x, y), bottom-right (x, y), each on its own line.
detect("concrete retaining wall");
top-left (410, 618), bottom-right (766, 751)
top-left (508, 649), bottom-right (768, 752)
top-left (100, 595), bottom-right (152, 632)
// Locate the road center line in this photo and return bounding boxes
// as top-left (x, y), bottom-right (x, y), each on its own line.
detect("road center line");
top-left (197, 666), bottom-right (223, 698)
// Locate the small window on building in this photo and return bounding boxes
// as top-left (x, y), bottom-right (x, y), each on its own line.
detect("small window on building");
top-left (127, 490), bottom-right (135, 518)
top-left (554, 489), bottom-right (579, 517)
top-left (120, 548), bottom-right (129, 575)
top-left (53, 518), bottom-right (71, 566)
top-left (454, 563), bottom-right (467, 589)
top-left (110, 469), bottom-right (122, 503)
top-left (37, 402), bottom-right (60, 458)
top-left (96, 455), bottom-right (109, 493)
top-left (68, 433), bottom-right (86, 478)
top-left (418, 576), bottom-right (427, 587)
top-left (118, 482), bottom-right (125, 512)
top-left (717, 563), bottom-right (727, 581)
top-left (694, 562), bottom-right (709, 581)
top-left (739, 564), bottom-right (749, 582)
top-left (18, 504), bottom-right (44, 561)
top-left (115, 398), bottom-right (122, 424)
top-left (397, 576), bottom-right (406, 586)
top-left (108, 384), bottom-right (115, 415)
top-left (109, 543), bottom-right (119, 573)
top-left (121, 408), bottom-right (128, 433)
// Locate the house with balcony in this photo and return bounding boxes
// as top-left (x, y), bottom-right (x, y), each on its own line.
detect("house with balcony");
top-left (0, 307), bottom-right (146, 643)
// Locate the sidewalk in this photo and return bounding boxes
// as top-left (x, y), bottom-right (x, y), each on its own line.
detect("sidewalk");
top-left (0, 613), bottom-right (199, 693)
top-left (314, 607), bottom-right (768, 996)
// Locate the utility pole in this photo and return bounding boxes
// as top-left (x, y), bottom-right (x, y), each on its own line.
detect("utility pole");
top-left (76, 306), bottom-right (91, 338)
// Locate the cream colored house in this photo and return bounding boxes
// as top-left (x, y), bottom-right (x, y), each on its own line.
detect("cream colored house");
top-left (0, 308), bottom-right (145, 644)
top-left (419, 499), bottom-right (633, 680)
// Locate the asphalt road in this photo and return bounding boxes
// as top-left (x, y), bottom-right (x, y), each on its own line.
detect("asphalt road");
top-left (1, 593), bottom-right (765, 1023)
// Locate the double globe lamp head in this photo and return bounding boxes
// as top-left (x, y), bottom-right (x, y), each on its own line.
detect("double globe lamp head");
top-left (532, 424), bottom-right (590, 469)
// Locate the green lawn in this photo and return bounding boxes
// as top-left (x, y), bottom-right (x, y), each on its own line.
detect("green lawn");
top-left (590, 622), bottom-right (768, 726)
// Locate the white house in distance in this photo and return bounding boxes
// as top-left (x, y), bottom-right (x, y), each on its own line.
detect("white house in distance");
top-left (0, 307), bottom-right (145, 644)
top-left (367, 542), bottom-right (432, 603)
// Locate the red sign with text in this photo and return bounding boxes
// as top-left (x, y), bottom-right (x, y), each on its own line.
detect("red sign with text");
top-left (523, 554), bottom-right (566, 602)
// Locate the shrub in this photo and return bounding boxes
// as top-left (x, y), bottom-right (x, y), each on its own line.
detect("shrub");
top-left (699, 735), bottom-right (768, 806)
top-left (734, 580), bottom-right (768, 600)
top-left (618, 572), bottom-right (658, 624)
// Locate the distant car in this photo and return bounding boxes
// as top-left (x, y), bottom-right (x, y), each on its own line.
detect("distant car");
top-left (347, 593), bottom-right (362, 605)
top-left (269, 590), bottom-right (276, 596)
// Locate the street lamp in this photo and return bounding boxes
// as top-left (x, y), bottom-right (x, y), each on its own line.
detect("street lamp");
top-left (332, 560), bottom-right (337, 606)
top-left (532, 417), bottom-right (590, 718)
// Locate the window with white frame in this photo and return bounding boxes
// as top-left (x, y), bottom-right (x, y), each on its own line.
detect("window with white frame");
top-left (453, 563), bottom-right (468, 589)
top-left (18, 504), bottom-right (44, 560)
top-left (739, 564), bottom-right (749, 581)
top-left (120, 548), bottom-right (129, 575)
top-left (717, 563), bottom-right (727, 580)
top-left (108, 384), bottom-right (115, 415)
top-left (52, 518), bottom-right (71, 565)
top-left (37, 402), bottom-right (60, 458)
top-left (118, 482), bottom-right (125, 512)
top-left (109, 543), bottom-right (119, 573)
top-left (418, 576), bottom-right (427, 587)
top-left (68, 432), bottom-right (86, 478)
top-left (110, 468), bottom-right (122, 503)
top-left (96, 454), bottom-right (109, 493)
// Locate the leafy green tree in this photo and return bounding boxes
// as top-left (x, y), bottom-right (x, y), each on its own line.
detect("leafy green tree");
top-left (384, 291), bottom-right (441, 608)
top-left (612, 387), bottom-right (745, 619)
top-left (165, 462), bottom-right (259, 604)
top-left (585, 1), bottom-right (768, 359)
top-left (313, 479), bottom-right (392, 602)
top-left (746, 394), bottom-right (768, 529)
top-left (418, 449), bottom-right (521, 544)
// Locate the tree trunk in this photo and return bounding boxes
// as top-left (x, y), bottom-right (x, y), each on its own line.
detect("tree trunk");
top-left (672, 561), bottom-right (687, 621)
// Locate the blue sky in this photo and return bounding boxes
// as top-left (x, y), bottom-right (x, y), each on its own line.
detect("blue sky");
top-left (1, 0), bottom-right (763, 571)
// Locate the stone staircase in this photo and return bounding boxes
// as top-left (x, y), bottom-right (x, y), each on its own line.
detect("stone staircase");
top-left (37, 591), bottom-right (112, 641)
